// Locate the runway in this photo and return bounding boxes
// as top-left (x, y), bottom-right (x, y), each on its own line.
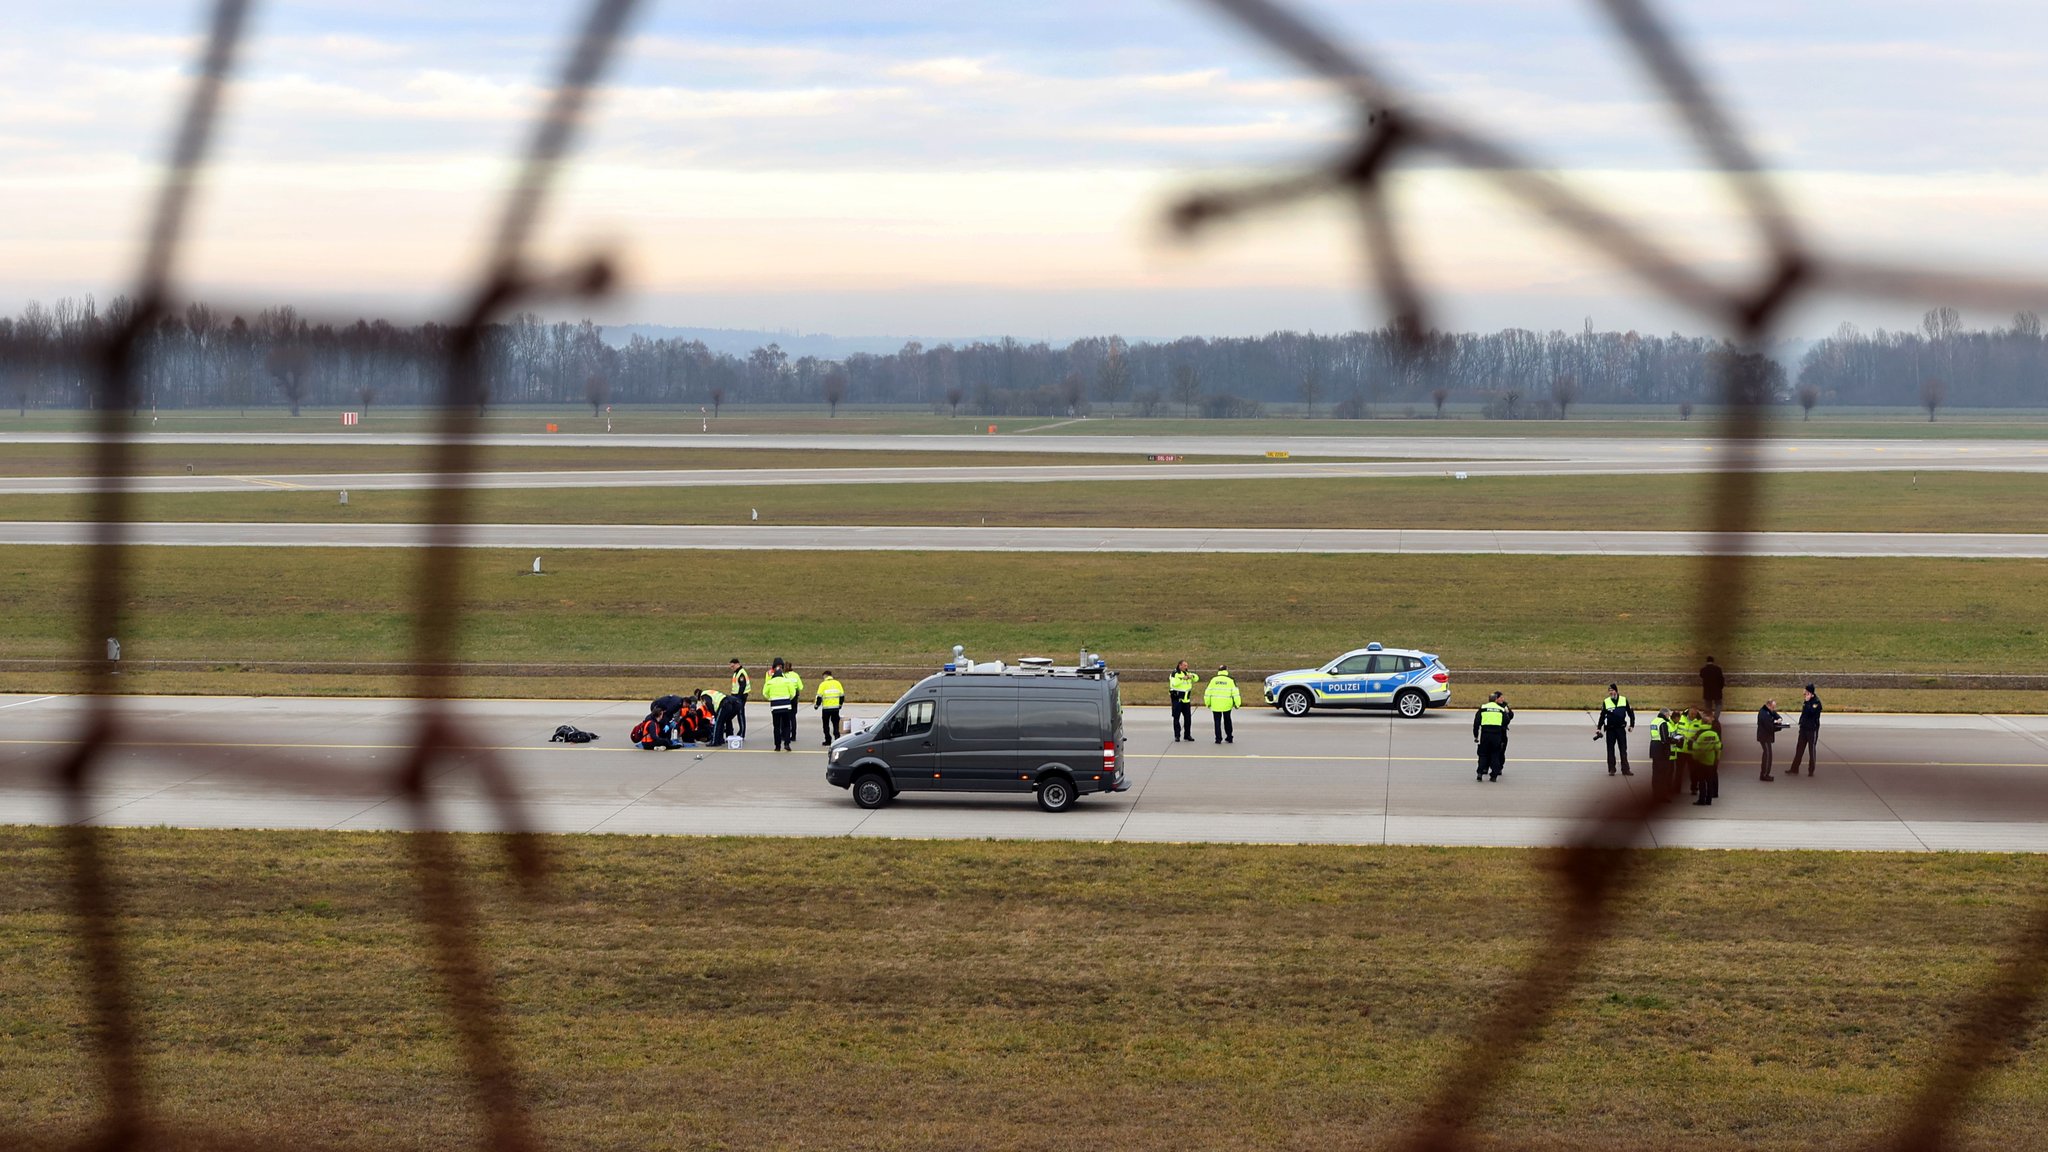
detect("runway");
top-left (3, 521), bottom-right (2045, 557)
top-left (6, 694), bottom-right (2048, 851)
top-left (7, 431), bottom-right (2048, 483)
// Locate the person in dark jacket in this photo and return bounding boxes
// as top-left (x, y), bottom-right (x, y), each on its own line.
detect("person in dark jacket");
top-left (1473, 691), bottom-right (1512, 781)
top-left (1787, 684), bottom-right (1823, 776)
top-left (1756, 699), bottom-right (1787, 781)
top-left (1647, 709), bottom-right (1675, 801)
top-left (1699, 656), bottom-right (1725, 718)
top-left (1596, 683), bottom-right (1635, 776)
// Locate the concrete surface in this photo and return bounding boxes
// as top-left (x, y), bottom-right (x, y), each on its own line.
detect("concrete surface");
top-left (6, 694), bottom-right (2048, 851)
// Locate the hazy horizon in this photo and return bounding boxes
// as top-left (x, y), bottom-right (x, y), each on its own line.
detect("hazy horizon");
top-left (7, 1), bottom-right (2048, 340)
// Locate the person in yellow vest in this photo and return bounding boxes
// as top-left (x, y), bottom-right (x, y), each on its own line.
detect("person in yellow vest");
top-left (763, 659), bottom-right (803, 751)
top-left (1690, 719), bottom-right (1723, 806)
top-left (1596, 683), bottom-right (1635, 777)
top-left (1204, 665), bottom-right (1241, 744)
top-left (1473, 691), bottom-right (1512, 781)
top-left (1168, 660), bottom-right (1201, 743)
top-left (728, 659), bottom-right (751, 738)
top-left (1646, 708), bottom-right (1675, 801)
top-left (815, 670), bottom-right (846, 745)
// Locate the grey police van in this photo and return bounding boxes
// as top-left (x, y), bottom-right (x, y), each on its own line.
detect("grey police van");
top-left (825, 653), bottom-right (1127, 812)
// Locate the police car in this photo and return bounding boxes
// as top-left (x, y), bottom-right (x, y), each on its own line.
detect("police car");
top-left (1262, 642), bottom-right (1451, 719)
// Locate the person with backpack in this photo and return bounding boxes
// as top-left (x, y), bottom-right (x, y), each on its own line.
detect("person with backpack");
top-left (632, 708), bottom-right (678, 750)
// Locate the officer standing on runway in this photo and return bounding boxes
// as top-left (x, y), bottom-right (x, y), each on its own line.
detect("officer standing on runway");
top-left (1168, 660), bottom-right (1200, 743)
top-left (1756, 698), bottom-right (1786, 781)
top-left (728, 659), bottom-right (751, 738)
top-left (1691, 720), bottom-right (1723, 805)
top-left (1596, 683), bottom-right (1635, 776)
top-left (1787, 684), bottom-right (1823, 776)
top-left (815, 670), bottom-right (845, 745)
top-left (763, 659), bottom-right (802, 751)
top-left (1673, 707), bottom-right (1700, 795)
top-left (1473, 691), bottom-right (1512, 781)
top-left (1205, 665), bottom-right (1241, 744)
top-left (1647, 708), bottom-right (1674, 800)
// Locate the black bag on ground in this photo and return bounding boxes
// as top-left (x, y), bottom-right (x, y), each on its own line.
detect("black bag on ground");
top-left (551, 724), bottom-right (600, 744)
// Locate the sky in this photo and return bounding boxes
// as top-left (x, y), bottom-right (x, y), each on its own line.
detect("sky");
top-left (6, 0), bottom-right (2048, 341)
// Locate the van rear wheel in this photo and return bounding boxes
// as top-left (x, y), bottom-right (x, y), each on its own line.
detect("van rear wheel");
top-left (1037, 774), bottom-right (1075, 813)
top-left (852, 773), bottom-right (892, 809)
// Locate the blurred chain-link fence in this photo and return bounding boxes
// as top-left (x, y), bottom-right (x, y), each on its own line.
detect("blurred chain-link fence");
top-left (16, 0), bottom-right (2048, 1149)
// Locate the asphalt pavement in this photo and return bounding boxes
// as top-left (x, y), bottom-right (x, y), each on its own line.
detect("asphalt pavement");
top-left (5, 694), bottom-right (2048, 851)
top-left (7, 431), bottom-right (2048, 476)
top-left (2, 521), bottom-right (2043, 556)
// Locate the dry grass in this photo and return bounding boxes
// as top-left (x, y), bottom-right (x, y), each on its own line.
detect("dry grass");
top-left (1, 470), bottom-right (2040, 533)
top-left (3, 830), bottom-right (2046, 1151)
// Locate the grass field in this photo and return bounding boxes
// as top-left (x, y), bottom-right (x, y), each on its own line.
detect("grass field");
top-left (5, 829), bottom-right (2047, 1151)
top-left (2, 548), bottom-right (2041, 706)
top-left (0, 470), bottom-right (2037, 533)
top-left (0, 442), bottom-right (1207, 478)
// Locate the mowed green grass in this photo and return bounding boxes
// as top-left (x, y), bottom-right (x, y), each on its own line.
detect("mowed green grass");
top-left (3, 547), bottom-right (2042, 681)
top-left (1, 470), bottom-right (2039, 533)
top-left (0, 442), bottom-right (1179, 478)
top-left (5, 829), bottom-right (2048, 1151)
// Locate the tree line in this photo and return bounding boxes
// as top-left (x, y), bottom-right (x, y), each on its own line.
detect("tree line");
top-left (2, 296), bottom-right (2040, 417)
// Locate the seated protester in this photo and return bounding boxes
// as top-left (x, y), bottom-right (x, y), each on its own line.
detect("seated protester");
top-left (691, 694), bottom-right (717, 742)
top-left (631, 709), bottom-right (678, 750)
top-left (677, 701), bottom-right (710, 746)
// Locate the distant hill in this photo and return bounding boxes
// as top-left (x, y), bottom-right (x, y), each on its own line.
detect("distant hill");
top-left (598, 325), bottom-right (971, 359)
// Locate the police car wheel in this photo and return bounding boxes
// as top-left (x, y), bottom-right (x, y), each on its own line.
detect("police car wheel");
top-left (1395, 690), bottom-right (1428, 719)
top-left (852, 774), bottom-right (892, 809)
top-left (1037, 775), bottom-right (1075, 812)
top-left (1279, 688), bottom-right (1313, 717)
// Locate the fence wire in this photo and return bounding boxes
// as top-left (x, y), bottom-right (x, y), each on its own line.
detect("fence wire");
top-left (13, 0), bottom-right (2048, 1148)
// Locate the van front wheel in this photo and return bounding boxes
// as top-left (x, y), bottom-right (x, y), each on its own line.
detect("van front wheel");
top-left (1037, 774), bottom-right (1075, 813)
top-left (852, 773), bottom-right (892, 809)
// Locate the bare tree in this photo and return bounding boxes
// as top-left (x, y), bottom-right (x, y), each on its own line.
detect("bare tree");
top-left (944, 385), bottom-right (964, 417)
top-left (358, 385), bottom-right (377, 417)
top-left (1500, 389), bottom-right (1523, 419)
top-left (1432, 387), bottom-right (1449, 419)
top-left (264, 343), bottom-right (309, 416)
top-left (709, 386), bottom-right (725, 418)
top-left (1797, 384), bottom-right (1818, 421)
top-left (1058, 371), bottom-right (1087, 416)
top-left (1922, 377), bottom-right (1946, 422)
top-left (1922, 306), bottom-right (1963, 343)
top-left (822, 368), bottom-right (847, 418)
top-left (1095, 338), bottom-right (1129, 411)
top-left (1298, 366), bottom-right (1323, 417)
top-left (1679, 401), bottom-right (1694, 421)
top-left (585, 373), bottom-right (610, 416)
top-left (2015, 311), bottom-right (2043, 339)
top-left (1171, 363), bottom-right (1203, 417)
top-left (1550, 373), bottom-right (1578, 419)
